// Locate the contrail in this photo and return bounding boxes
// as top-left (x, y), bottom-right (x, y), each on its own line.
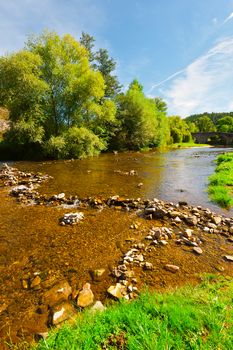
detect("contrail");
top-left (147, 69), bottom-right (185, 94)
top-left (223, 11), bottom-right (233, 25)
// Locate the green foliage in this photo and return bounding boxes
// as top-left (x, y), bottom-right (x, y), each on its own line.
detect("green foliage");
top-left (168, 116), bottom-right (192, 144)
top-left (113, 80), bottom-right (162, 150)
top-left (217, 116), bottom-right (233, 132)
top-left (186, 112), bottom-right (233, 133)
top-left (208, 152), bottom-right (233, 208)
top-left (64, 126), bottom-right (106, 159)
top-left (35, 277), bottom-right (233, 350)
top-left (0, 31), bottom-right (117, 159)
top-left (194, 115), bottom-right (216, 132)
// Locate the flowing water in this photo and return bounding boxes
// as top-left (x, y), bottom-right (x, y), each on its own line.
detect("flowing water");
top-left (14, 146), bottom-right (233, 214)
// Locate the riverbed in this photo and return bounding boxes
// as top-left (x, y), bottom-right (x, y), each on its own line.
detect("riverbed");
top-left (0, 147), bottom-right (233, 349)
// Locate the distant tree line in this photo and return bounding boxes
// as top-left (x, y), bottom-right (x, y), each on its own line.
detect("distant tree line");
top-left (0, 30), bottom-right (194, 159)
top-left (185, 113), bottom-right (233, 133)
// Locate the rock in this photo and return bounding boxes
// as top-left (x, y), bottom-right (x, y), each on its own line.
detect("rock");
top-left (134, 254), bottom-right (144, 262)
top-left (174, 216), bottom-right (182, 223)
top-left (193, 247), bottom-right (203, 255)
top-left (60, 212), bottom-right (84, 225)
top-left (52, 302), bottom-right (76, 326)
top-left (77, 283), bottom-right (94, 308)
top-left (30, 276), bottom-right (41, 288)
top-left (208, 223), bottom-right (217, 229)
top-left (152, 228), bottom-right (162, 239)
top-left (160, 240), bottom-right (168, 246)
top-left (185, 216), bottom-right (198, 226)
top-left (164, 264), bottom-right (180, 273)
top-left (183, 229), bottom-right (193, 239)
top-left (90, 301), bottom-right (106, 313)
top-left (22, 279), bottom-right (29, 289)
top-left (212, 216), bottom-right (222, 225)
top-left (43, 281), bottom-right (72, 307)
top-left (152, 209), bottom-right (167, 219)
top-left (143, 262), bottom-right (153, 270)
top-left (224, 255), bottom-right (233, 262)
top-left (90, 268), bottom-right (106, 282)
top-left (107, 283), bottom-right (126, 299)
top-left (56, 193), bottom-right (65, 199)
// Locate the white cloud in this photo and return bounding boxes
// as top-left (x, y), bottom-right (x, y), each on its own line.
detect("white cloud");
top-left (163, 37), bottom-right (233, 117)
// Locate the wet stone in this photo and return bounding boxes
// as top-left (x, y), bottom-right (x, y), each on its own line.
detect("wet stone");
top-left (193, 247), bottom-right (203, 255)
top-left (43, 281), bottom-right (72, 307)
top-left (51, 302), bottom-right (76, 326)
top-left (164, 264), bottom-right (180, 273)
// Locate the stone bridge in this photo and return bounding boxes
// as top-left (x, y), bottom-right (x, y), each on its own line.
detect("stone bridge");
top-left (191, 132), bottom-right (233, 146)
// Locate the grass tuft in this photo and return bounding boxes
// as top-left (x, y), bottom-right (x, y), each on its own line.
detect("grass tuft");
top-left (33, 276), bottom-right (233, 350)
top-left (208, 152), bottom-right (233, 208)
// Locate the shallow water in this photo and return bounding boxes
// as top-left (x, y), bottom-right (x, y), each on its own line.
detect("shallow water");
top-left (14, 147), bottom-right (233, 215)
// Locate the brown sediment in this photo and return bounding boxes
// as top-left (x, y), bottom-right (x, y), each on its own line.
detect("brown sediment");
top-left (0, 164), bottom-right (232, 349)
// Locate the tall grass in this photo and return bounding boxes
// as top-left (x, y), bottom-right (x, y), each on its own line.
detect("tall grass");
top-left (208, 152), bottom-right (233, 208)
top-left (34, 276), bottom-right (233, 350)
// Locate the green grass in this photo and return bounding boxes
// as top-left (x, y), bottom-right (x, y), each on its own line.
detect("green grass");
top-left (34, 275), bottom-right (233, 350)
top-left (208, 152), bottom-right (233, 208)
top-left (170, 142), bottom-right (210, 149)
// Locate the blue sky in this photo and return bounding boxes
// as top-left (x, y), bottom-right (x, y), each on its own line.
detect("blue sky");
top-left (1, 0), bottom-right (233, 117)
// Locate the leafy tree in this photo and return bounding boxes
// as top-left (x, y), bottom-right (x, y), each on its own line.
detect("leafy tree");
top-left (0, 31), bottom-right (116, 158)
top-left (154, 97), bottom-right (167, 113)
top-left (169, 116), bottom-right (192, 143)
top-left (112, 80), bottom-right (162, 150)
top-left (217, 116), bottom-right (233, 132)
top-left (194, 115), bottom-right (216, 132)
top-left (93, 48), bottom-right (121, 98)
top-left (79, 32), bottom-right (95, 62)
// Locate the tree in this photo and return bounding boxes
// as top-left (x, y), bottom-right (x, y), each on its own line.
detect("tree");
top-left (0, 31), bottom-right (116, 158)
top-left (154, 97), bottom-right (167, 113)
top-left (79, 32), bottom-right (95, 62)
top-left (169, 116), bottom-right (192, 143)
top-left (194, 116), bottom-right (216, 132)
top-left (112, 80), bottom-right (162, 150)
top-left (217, 116), bottom-right (233, 132)
top-left (93, 48), bottom-right (121, 98)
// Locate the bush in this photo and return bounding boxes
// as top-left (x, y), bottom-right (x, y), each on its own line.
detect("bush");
top-left (64, 126), bottom-right (106, 159)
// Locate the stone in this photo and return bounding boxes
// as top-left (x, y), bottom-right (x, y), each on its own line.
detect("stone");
top-left (90, 301), bottom-right (106, 313)
top-left (143, 262), bottom-right (153, 270)
top-left (30, 276), bottom-right (41, 288)
top-left (174, 216), bottom-right (182, 223)
top-left (224, 255), bottom-right (233, 262)
top-left (60, 212), bottom-right (84, 225)
top-left (134, 254), bottom-right (144, 262)
top-left (212, 216), bottom-right (222, 225)
top-left (43, 281), bottom-right (72, 307)
top-left (152, 209), bottom-right (167, 219)
top-left (107, 283), bottom-right (126, 299)
top-left (164, 264), bottom-right (180, 273)
top-left (160, 240), bottom-right (168, 246)
top-left (208, 223), bottom-right (217, 229)
top-left (183, 229), bottom-right (193, 239)
top-left (185, 216), bottom-right (198, 226)
top-left (52, 302), bottom-right (76, 326)
top-left (77, 283), bottom-right (94, 308)
top-left (57, 193), bottom-right (65, 199)
top-left (90, 268), bottom-right (106, 281)
top-left (193, 247), bottom-right (203, 255)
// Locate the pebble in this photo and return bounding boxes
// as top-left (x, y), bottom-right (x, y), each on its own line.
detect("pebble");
top-left (193, 247), bottom-right (203, 255)
top-left (164, 264), bottom-right (180, 273)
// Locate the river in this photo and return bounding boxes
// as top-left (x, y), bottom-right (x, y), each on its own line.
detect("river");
top-left (0, 146), bottom-right (233, 348)
top-left (14, 146), bottom-right (233, 215)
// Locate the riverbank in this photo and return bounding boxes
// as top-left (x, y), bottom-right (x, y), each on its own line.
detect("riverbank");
top-left (0, 164), bottom-right (233, 349)
top-left (208, 152), bottom-right (233, 209)
top-left (34, 275), bottom-right (233, 350)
